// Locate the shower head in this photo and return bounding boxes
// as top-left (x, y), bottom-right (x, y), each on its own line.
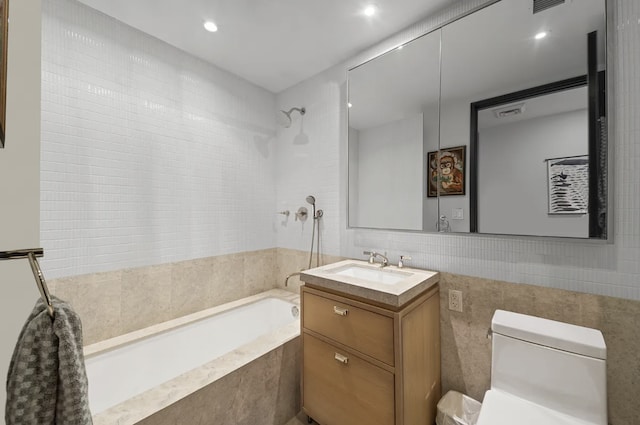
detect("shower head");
top-left (278, 107), bottom-right (306, 128)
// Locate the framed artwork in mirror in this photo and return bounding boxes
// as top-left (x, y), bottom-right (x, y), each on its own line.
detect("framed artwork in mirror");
top-left (426, 147), bottom-right (466, 197)
top-left (0, 0), bottom-right (7, 147)
top-left (547, 155), bottom-right (589, 215)
top-left (438, 146), bottom-right (466, 196)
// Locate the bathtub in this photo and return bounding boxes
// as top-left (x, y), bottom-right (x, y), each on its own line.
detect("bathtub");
top-left (84, 289), bottom-right (300, 425)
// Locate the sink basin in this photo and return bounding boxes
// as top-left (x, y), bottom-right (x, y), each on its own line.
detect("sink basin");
top-left (300, 259), bottom-right (440, 308)
top-left (328, 264), bottom-right (411, 285)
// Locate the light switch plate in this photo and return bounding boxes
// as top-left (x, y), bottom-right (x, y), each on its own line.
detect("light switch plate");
top-left (452, 208), bottom-right (464, 220)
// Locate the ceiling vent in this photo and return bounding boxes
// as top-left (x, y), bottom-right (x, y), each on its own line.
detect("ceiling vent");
top-left (533, 0), bottom-right (565, 14)
top-left (493, 103), bottom-right (526, 118)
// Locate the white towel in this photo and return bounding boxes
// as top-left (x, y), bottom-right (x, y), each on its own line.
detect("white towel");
top-left (6, 296), bottom-right (93, 425)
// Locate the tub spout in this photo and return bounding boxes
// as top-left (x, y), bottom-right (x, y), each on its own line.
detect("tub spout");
top-left (285, 272), bottom-right (302, 287)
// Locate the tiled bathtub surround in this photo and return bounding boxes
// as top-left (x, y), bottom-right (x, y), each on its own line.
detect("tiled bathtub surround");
top-left (137, 339), bottom-right (300, 425)
top-left (87, 290), bottom-right (300, 425)
top-left (440, 273), bottom-right (640, 425)
top-left (49, 249), bottom-right (277, 344)
top-left (41, 0), bottom-right (277, 279)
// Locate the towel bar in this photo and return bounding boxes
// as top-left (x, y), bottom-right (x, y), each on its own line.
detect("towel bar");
top-left (0, 248), bottom-right (54, 318)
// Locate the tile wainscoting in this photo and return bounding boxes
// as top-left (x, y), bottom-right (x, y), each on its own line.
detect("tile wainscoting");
top-left (48, 249), bottom-right (637, 424)
top-left (440, 272), bottom-right (640, 425)
top-left (49, 248), bottom-right (341, 345)
top-left (49, 249), bottom-right (278, 345)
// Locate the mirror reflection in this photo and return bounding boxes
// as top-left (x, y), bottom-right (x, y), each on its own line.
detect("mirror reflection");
top-left (348, 30), bottom-right (441, 231)
top-left (347, 0), bottom-right (607, 239)
top-left (474, 79), bottom-right (592, 237)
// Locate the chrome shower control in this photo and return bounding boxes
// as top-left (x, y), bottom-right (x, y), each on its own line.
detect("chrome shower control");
top-left (295, 207), bottom-right (308, 222)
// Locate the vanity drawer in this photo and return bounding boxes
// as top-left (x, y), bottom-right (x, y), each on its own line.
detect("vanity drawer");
top-left (303, 333), bottom-right (395, 425)
top-left (303, 290), bottom-right (395, 365)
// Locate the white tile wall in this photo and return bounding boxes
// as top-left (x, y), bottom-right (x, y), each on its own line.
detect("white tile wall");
top-left (275, 67), bottom-right (344, 260)
top-left (276, 0), bottom-right (640, 300)
top-left (41, 0), bottom-right (278, 278)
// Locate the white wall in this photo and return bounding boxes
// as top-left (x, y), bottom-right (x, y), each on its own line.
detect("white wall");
top-left (274, 68), bottom-right (344, 259)
top-left (439, 99), bottom-right (472, 232)
top-left (276, 0), bottom-right (640, 300)
top-left (41, 0), bottom-right (278, 278)
top-left (422, 103), bottom-right (440, 232)
top-left (352, 114), bottom-right (423, 230)
top-left (478, 109), bottom-right (589, 237)
top-left (0, 0), bottom-right (42, 418)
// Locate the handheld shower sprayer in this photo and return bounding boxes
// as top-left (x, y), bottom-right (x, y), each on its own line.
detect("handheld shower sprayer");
top-left (306, 195), bottom-right (316, 219)
top-left (306, 195), bottom-right (323, 219)
top-left (284, 194), bottom-right (323, 287)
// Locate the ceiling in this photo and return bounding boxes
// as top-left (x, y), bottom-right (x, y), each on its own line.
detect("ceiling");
top-left (76, 0), bottom-right (454, 93)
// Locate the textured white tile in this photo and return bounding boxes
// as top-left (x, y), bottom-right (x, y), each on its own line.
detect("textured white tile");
top-left (41, 0), bottom-right (278, 278)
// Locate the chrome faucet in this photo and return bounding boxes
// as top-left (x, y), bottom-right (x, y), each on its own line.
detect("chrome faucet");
top-left (284, 271), bottom-right (302, 287)
top-left (363, 251), bottom-right (389, 268)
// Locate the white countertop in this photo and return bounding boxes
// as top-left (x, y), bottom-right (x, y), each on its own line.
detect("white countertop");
top-left (300, 259), bottom-right (439, 308)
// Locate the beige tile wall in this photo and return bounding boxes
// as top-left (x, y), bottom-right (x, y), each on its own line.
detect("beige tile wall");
top-left (50, 248), bottom-right (637, 423)
top-left (49, 249), bottom-right (278, 345)
top-left (49, 247), bottom-right (340, 345)
top-left (137, 337), bottom-right (301, 425)
top-left (440, 273), bottom-right (640, 425)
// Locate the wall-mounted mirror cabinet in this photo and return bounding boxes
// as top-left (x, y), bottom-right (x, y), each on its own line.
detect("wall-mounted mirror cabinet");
top-left (347, 0), bottom-right (608, 239)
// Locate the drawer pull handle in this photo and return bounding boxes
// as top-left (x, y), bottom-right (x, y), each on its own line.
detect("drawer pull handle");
top-left (334, 353), bottom-right (349, 364)
top-left (333, 306), bottom-right (349, 316)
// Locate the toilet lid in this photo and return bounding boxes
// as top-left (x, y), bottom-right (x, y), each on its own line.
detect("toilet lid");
top-left (476, 390), bottom-right (594, 425)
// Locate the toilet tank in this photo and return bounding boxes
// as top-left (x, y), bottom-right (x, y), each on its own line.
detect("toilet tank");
top-left (490, 310), bottom-right (607, 425)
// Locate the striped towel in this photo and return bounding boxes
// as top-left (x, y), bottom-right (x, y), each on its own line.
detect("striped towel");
top-left (6, 296), bottom-right (93, 425)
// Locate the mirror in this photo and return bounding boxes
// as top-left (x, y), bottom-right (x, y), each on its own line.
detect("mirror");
top-left (0, 0), bottom-right (7, 147)
top-left (348, 29), bottom-right (441, 231)
top-left (347, 0), bottom-right (608, 239)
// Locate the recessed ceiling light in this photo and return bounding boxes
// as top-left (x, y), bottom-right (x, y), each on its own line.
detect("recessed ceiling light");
top-left (397, 45), bottom-right (404, 50)
top-left (348, 102), bottom-right (353, 108)
top-left (363, 5), bottom-right (377, 17)
top-left (535, 31), bottom-right (547, 40)
top-left (204, 21), bottom-right (218, 32)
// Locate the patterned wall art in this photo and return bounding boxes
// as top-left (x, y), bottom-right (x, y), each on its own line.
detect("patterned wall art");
top-left (438, 146), bottom-right (466, 196)
top-left (547, 155), bottom-right (589, 214)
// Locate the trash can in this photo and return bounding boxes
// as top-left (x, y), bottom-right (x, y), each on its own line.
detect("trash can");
top-left (435, 390), bottom-right (482, 425)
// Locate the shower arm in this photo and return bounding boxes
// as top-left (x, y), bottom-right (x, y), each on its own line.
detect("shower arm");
top-left (283, 107), bottom-right (305, 116)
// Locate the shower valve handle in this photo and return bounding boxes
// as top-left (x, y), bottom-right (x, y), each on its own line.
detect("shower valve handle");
top-left (295, 207), bottom-right (308, 222)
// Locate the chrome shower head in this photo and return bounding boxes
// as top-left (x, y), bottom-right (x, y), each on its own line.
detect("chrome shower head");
top-left (306, 195), bottom-right (316, 205)
top-left (278, 107), bottom-right (306, 128)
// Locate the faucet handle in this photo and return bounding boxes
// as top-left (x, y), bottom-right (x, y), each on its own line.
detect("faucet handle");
top-left (363, 250), bottom-right (376, 264)
top-left (398, 255), bottom-right (412, 268)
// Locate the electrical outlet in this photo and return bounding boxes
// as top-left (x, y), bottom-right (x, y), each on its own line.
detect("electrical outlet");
top-left (449, 289), bottom-right (463, 312)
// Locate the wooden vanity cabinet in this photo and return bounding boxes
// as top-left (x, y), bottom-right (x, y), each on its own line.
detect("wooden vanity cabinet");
top-left (301, 284), bottom-right (441, 425)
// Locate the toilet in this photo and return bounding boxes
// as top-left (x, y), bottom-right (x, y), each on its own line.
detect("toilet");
top-left (477, 310), bottom-right (607, 425)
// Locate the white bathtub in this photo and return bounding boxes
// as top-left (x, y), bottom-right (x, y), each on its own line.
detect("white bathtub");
top-left (84, 289), bottom-right (300, 425)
